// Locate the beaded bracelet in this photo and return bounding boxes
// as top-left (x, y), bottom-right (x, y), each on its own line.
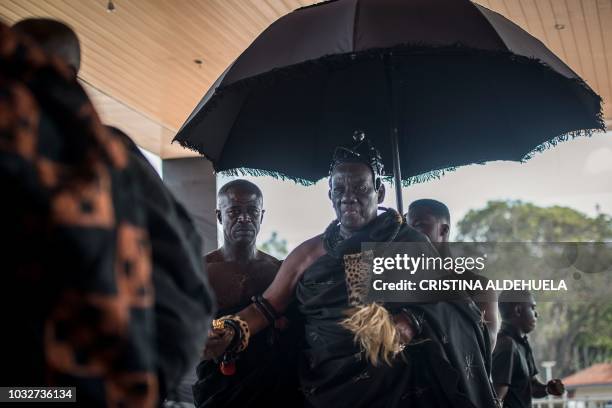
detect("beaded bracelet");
top-left (251, 295), bottom-right (279, 326)
top-left (211, 315), bottom-right (251, 353)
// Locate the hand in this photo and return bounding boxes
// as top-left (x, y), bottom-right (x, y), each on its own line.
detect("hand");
top-left (393, 313), bottom-right (416, 344)
top-left (201, 327), bottom-right (234, 360)
top-left (546, 379), bottom-right (565, 396)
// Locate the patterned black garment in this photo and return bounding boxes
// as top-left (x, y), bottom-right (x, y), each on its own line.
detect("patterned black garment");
top-left (492, 323), bottom-right (539, 408)
top-left (0, 24), bottom-right (214, 407)
top-left (296, 210), bottom-right (498, 408)
top-left (108, 127), bottom-right (217, 400)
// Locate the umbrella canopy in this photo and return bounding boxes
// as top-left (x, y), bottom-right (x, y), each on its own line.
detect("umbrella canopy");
top-left (175, 0), bottom-right (604, 203)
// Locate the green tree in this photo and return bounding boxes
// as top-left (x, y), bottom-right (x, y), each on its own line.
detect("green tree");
top-left (457, 200), bottom-right (612, 243)
top-left (456, 200), bottom-right (612, 376)
top-left (258, 231), bottom-right (289, 260)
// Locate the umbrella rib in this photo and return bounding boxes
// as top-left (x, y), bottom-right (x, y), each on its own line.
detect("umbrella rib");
top-left (473, 3), bottom-right (512, 51)
top-left (352, 0), bottom-right (361, 52)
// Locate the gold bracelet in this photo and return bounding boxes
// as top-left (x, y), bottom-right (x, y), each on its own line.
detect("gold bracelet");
top-left (211, 315), bottom-right (251, 353)
top-left (212, 319), bottom-right (225, 331)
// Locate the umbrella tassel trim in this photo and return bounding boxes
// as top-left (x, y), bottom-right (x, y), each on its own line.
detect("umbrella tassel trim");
top-left (393, 166), bottom-right (458, 187)
top-left (219, 167), bottom-right (316, 186)
top-left (521, 128), bottom-right (601, 162)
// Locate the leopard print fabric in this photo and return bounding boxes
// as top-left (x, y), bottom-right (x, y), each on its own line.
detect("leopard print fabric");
top-left (343, 250), bottom-right (374, 306)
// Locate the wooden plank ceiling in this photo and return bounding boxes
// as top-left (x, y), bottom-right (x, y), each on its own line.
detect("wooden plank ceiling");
top-left (1, 0), bottom-right (610, 158)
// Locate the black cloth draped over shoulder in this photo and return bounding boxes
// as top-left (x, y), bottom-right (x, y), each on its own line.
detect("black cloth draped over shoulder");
top-left (296, 209), bottom-right (498, 408)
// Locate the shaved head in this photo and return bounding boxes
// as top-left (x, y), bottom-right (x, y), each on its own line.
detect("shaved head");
top-left (12, 18), bottom-right (81, 73)
top-left (408, 198), bottom-right (451, 246)
top-left (408, 199), bottom-right (450, 224)
top-left (498, 290), bottom-right (533, 320)
top-left (218, 179), bottom-right (262, 204)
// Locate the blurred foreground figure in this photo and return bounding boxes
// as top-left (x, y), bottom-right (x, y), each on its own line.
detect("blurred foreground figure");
top-left (1, 21), bottom-right (214, 406)
top-left (193, 180), bottom-right (302, 407)
top-left (12, 18), bottom-right (81, 74)
top-left (493, 290), bottom-right (565, 407)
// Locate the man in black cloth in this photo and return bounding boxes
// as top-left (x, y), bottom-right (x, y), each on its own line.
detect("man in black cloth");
top-left (203, 140), bottom-right (498, 407)
top-left (493, 290), bottom-right (565, 407)
top-left (8, 19), bottom-right (215, 405)
top-left (194, 180), bottom-right (301, 407)
top-left (408, 199), bottom-right (499, 347)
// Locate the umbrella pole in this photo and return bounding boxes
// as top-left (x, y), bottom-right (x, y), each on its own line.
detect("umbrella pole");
top-left (391, 126), bottom-right (403, 214)
top-left (384, 54), bottom-right (404, 214)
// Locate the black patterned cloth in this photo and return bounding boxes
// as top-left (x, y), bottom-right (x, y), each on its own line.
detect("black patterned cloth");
top-left (296, 210), bottom-right (498, 408)
top-left (0, 23), bottom-right (214, 407)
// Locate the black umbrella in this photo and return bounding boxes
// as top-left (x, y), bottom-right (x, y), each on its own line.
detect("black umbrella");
top-left (174, 0), bottom-right (604, 213)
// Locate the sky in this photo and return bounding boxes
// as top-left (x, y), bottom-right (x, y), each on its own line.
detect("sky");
top-left (217, 131), bottom-right (612, 251)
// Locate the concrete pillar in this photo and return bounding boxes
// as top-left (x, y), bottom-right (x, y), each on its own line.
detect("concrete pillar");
top-left (162, 157), bottom-right (218, 256)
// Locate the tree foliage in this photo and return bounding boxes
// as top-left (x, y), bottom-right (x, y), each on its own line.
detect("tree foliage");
top-left (457, 200), bottom-right (612, 242)
top-left (456, 200), bottom-right (612, 376)
top-left (259, 231), bottom-right (289, 260)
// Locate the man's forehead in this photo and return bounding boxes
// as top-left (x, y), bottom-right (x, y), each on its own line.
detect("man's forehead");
top-left (519, 293), bottom-right (535, 305)
top-left (219, 189), bottom-right (262, 206)
top-left (331, 162), bottom-right (373, 181)
top-left (408, 207), bottom-right (436, 219)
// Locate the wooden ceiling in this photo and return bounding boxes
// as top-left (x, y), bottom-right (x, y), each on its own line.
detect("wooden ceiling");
top-left (1, 0), bottom-right (610, 158)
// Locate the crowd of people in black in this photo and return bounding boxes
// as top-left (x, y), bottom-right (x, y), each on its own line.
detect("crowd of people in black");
top-left (1, 18), bottom-right (567, 408)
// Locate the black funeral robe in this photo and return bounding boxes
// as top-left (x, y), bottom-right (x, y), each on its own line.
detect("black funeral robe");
top-left (295, 210), bottom-right (498, 408)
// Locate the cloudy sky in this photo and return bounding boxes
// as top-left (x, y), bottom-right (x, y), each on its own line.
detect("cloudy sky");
top-left (217, 131), bottom-right (612, 251)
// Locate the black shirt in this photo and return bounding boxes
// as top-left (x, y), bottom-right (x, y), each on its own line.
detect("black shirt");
top-left (492, 323), bottom-right (539, 408)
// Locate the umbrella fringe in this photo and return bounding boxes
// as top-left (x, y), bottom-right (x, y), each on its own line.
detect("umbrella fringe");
top-left (170, 135), bottom-right (218, 164)
top-left (379, 166), bottom-right (458, 187)
top-left (219, 167), bottom-right (316, 186)
top-left (218, 167), bottom-right (462, 187)
top-left (520, 128), bottom-right (600, 162)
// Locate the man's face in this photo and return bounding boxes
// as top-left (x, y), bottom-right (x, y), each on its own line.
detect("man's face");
top-left (408, 207), bottom-right (449, 244)
top-left (329, 162), bottom-right (383, 234)
top-left (217, 188), bottom-right (263, 246)
top-left (516, 295), bottom-right (538, 334)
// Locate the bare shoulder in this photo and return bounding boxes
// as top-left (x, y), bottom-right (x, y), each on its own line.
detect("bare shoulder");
top-left (283, 234), bottom-right (325, 273)
top-left (263, 235), bottom-right (326, 309)
top-left (294, 234), bottom-right (325, 255)
top-left (256, 250), bottom-right (282, 266)
top-left (204, 249), bottom-right (224, 264)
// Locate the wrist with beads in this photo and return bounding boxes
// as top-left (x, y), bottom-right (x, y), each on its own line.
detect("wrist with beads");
top-left (211, 315), bottom-right (250, 354)
top-left (251, 295), bottom-right (280, 326)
